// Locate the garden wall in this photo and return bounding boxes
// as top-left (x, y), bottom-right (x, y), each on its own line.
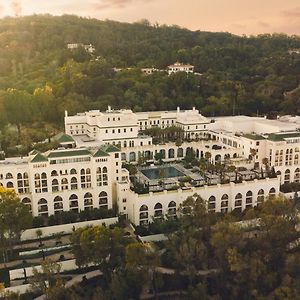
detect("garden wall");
top-left (21, 217), bottom-right (118, 241)
top-left (9, 259), bottom-right (78, 280)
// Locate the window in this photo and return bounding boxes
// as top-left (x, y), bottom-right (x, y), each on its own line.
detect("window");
top-left (139, 205), bottom-right (148, 225)
top-left (168, 201), bottom-right (176, 217)
top-left (52, 179), bottom-right (59, 192)
top-left (234, 193), bottom-right (242, 212)
top-left (17, 173), bottom-right (30, 194)
top-left (38, 198), bottom-right (48, 216)
top-left (71, 177), bottom-right (78, 190)
top-left (246, 191), bottom-right (253, 208)
top-left (22, 198), bottom-right (32, 212)
top-left (257, 189), bottom-right (264, 205)
top-left (99, 191), bottom-right (108, 209)
top-left (84, 192), bottom-right (93, 210)
top-left (81, 168), bottom-right (92, 188)
top-left (61, 178), bottom-right (68, 190)
top-left (69, 194), bottom-right (78, 212)
top-left (154, 203), bottom-right (163, 219)
top-left (54, 196), bottom-right (63, 214)
top-left (208, 196), bottom-right (216, 212)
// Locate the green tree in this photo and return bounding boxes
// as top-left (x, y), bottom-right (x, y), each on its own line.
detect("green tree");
top-left (0, 187), bottom-right (32, 258)
top-left (71, 226), bottom-right (128, 284)
top-left (31, 259), bottom-right (64, 300)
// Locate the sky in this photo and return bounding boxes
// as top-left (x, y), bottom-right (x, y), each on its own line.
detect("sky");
top-left (0, 0), bottom-right (300, 36)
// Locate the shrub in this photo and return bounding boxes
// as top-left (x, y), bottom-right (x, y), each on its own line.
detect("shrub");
top-left (32, 216), bottom-right (45, 228)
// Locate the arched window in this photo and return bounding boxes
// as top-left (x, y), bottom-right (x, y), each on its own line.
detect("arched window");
top-left (51, 170), bottom-right (58, 176)
top-left (154, 203), bottom-right (163, 219)
top-left (257, 189), bottom-right (264, 205)
top-left (41, 173), bottom-right (47, 179)
top-left (160, 149), bottom-right (166, 159)
top-left (22, 197), bottom-right (32, 212)
top-left (177, 148), bottom-right (184, 158)
top-left (234, 193), bottom-right (242, 211)
top-left (71, 177), bottom-right (78, 190)
top-left (17, 171), bottom-right (29, 194)
top-left (34, 173), bottom-right (40, 180)
top-left (295, 154), bottom-right (299, 165)
top-left (168, 149), bottom-right (175, 159)
top-left (70, 169), bottom-right (77, 175)
top-left (38, 198), bottom-right (48, 216)
top-left (81, 169), bottom-right (91, 188)
top-left (99, 191), bottom-right (108, 209)
top-left (96, 168), bottom-right (102, 186)
top-left (284, 169), bottom-right (290, 184)
top-left (54, 196), bottom-right (63, 213)
top-left (52, 179), bottom-right (59, 192)
top-left (84, 192), bottom-right (93, 210)
top-left (269, 187), bottom-right (276, 198)
top-left (69, 194), bottom-right (78, 212)
top-left (6, 182), bottom-right (14, 189)
top-left (139, 205), bottom-right (148, 225)
top-left (246, 191), bottom-right (253, 208)
top-left (221, 194), bottom-right (229, 213)
top-left (168, 201), bottom-right (176, 217)
top-left (5, 173), bottom-right (13, 179)
top-left (61, 178), bottom-right (68, 190)
top-left (102, 167), bottom-right (108, 185)
top-left (208, 196), bottom-right (216, 212)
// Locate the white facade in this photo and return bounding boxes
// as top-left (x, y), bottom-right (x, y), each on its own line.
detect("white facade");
top-left (167, 62), bottom-right (194, 75)
top-left (67, 43), bottom-right (95, 53)
top-left (117, 177), bottom-right (279, 225)
top-left (65, 107), bottom-right (210, 147)
top-left (2, 109), bottom-right (300, 225)
top-left (0, 146), bottom-right (128, 217)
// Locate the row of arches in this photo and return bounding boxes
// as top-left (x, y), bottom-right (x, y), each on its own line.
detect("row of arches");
top-left (138, 188), bottom-right (276, 224)
top-left (282, 168), bottom-right (300, 184)
top-left (139, 201), bottom-right (176, 225)
top-left (21, 192), bottom-right (109, 217)
top-left (126, 147), bottom-right (237, 163)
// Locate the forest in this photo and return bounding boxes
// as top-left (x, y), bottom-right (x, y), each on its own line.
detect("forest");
top-left (0, 15), bottom-right (299, 155)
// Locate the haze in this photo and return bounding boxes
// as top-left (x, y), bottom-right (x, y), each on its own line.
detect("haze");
top-left (0, 0), bottom-right (299, 36)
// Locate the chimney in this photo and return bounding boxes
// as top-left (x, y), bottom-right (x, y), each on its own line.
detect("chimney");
top-left (65, 110), bottom-right (68, 117)
top-left (177, 107), bottom-right (180, 113)
top-left (108, 106), bottom-right (112, 112)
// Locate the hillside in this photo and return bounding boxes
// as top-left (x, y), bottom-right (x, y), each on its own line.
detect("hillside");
top-left (0, 14), bottom-right (299, 155)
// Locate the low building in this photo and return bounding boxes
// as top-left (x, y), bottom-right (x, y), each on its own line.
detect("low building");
top-left (67, 43), bottom-right (95, 53)
top-left (167, 62), bottom-right (194, 75)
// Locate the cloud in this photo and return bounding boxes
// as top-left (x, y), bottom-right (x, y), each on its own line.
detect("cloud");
top-left (282, 6), bottom-right (300, 18)
top-left (92, 0), bottom-right (154, 10)
top-left (11, 0), bottom-right (22, 16)
top-left (257, 21), bottom-right (270, 28)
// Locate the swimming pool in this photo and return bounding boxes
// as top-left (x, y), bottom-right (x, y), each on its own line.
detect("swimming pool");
top-left (141, 166), bottom-right (185, 180)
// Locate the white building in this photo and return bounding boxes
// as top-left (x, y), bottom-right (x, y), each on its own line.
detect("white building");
top-left (2, 109), bottom-right (300, 225)
top-left (65, 106), bottom-right (210, 148)
top-left (67, 43), bottom-right (95, 53)
top-left (118, 177), bottom-right (279, 225)
top-left (0, 145), bottom-right (127, 217)
top-left (167, 62), bottom-right (194, 75)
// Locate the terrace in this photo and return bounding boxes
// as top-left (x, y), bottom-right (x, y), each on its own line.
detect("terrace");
top-left (132, 162), bottom-right (277, 194)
